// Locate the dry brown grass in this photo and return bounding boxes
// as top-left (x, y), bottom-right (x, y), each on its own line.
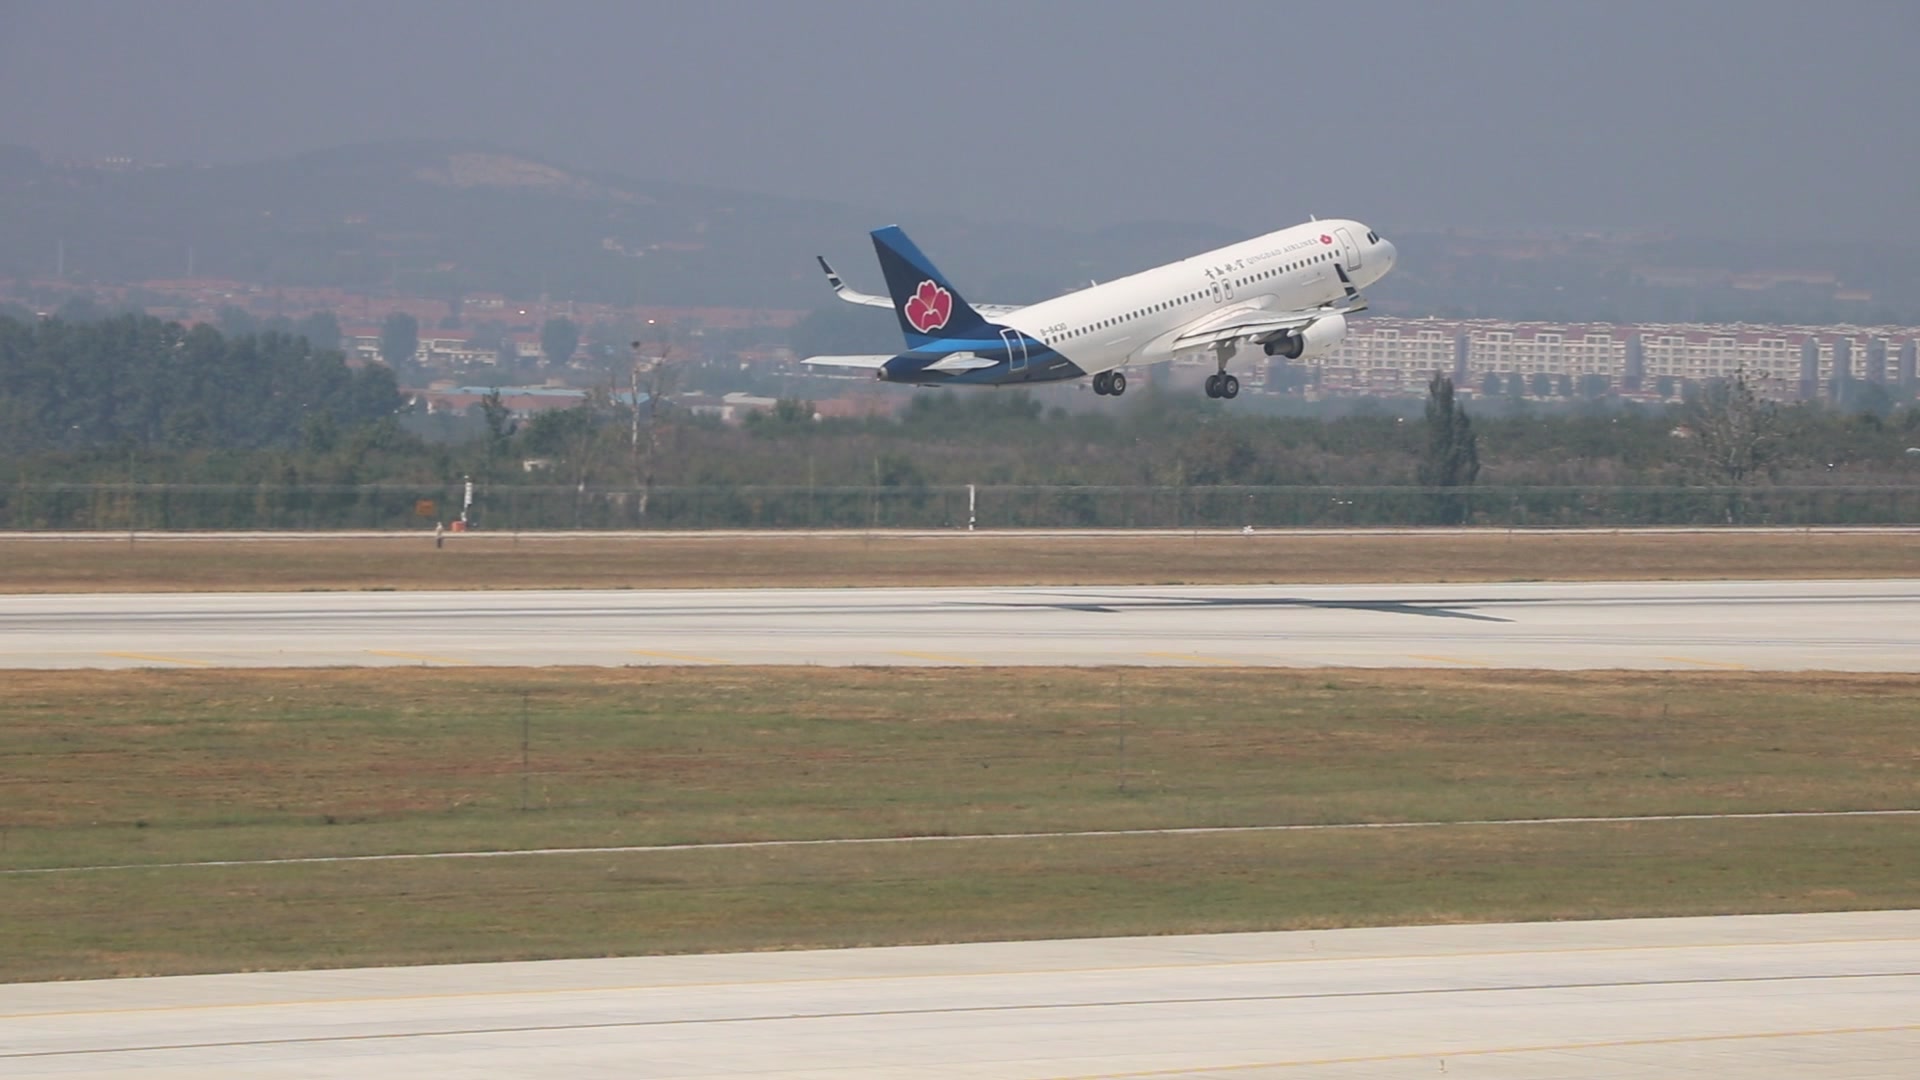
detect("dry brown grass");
top-left (3, 530), bottom-right (1918, 592)
top-left (6, 818), bottom-right (1913, 982)
top-left (2, 665), bottom-right (1917, 980)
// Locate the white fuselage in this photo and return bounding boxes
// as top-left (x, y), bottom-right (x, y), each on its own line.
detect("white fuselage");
top-left (1005, 219), bottom-right (1394, 375)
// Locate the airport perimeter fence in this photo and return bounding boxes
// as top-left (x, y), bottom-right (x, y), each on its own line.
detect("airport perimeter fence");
top-left (5, 482), bottom-right (1920, 531)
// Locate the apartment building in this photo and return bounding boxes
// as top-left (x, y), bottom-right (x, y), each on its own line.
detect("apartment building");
top-left (1306, 318), bottom-right (1920, 400)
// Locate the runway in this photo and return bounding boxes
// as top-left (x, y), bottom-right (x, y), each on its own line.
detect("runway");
top-left (4, 911), bottom-right (1914, 1078)
top-left (2, 579), bottom-right (1918, 670)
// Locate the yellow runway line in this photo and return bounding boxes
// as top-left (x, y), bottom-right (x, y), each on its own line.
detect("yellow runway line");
top-left (1407, 653), bottom-right (1491, 667)
top-left (364, 649), bottom-right (471, 666)
top-left (1140, 651), bottom-right (1242, 666)
top-left (100, 651), bottom-right (212, 667)
top-left (1658, 655), bottom-right (1749, 670)
top-left (629, 648), bottom-right (728, 665)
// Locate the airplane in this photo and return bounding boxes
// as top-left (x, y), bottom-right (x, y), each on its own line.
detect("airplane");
top-left (803, 218), bottom-right (1395, 399)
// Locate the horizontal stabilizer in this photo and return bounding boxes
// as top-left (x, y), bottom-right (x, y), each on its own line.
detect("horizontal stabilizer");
top-left (923, 352), bottom-right (999, 373)
top-left (801, 354), bottom-right (894, 369)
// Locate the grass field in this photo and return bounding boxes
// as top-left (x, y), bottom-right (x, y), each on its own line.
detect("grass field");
top-left (4, 666), bottom-right (1916, 981)
top-left (2, 529), bottom-right (1919, 592)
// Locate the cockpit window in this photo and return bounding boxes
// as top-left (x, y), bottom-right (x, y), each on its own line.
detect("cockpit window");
top-left (1367, 230), bottom-right (1379, 243)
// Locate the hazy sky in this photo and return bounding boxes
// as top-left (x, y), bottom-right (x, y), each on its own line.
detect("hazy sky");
top-left (2, 1), bottom-right (1915, 241)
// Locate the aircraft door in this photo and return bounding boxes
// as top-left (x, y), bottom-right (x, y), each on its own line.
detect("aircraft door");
top-left (1335, 227), bottom-right (1362, 271)
top-left (1000, 328), bottom-right (1029, 374)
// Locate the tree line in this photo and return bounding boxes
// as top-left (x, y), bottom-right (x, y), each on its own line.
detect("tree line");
top-left (0, 313), bottom-right (399, 459)
top-left (5, 312), bottom-right (1919, 530)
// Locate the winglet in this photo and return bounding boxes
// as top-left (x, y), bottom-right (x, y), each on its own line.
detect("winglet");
top-left (818, 255), bottom-right (846, 293)
top-left (1334, 263), bottom-right (1365, 309)
top-left (816, 255), bottom-right (894, 309)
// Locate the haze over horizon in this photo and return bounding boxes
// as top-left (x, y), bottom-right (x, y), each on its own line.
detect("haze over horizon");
top-left (2, 1), bottom-right (1915, 243)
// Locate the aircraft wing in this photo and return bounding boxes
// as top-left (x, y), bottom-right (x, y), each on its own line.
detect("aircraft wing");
top-left (1172, 305), bottom-right (1326, 349)
top-left (817, 257), bottom-right (1023, 317)
top-left (1172, 264), bottom-right (1369, 349)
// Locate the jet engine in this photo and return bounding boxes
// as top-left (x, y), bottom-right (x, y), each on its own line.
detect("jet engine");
top-left (1262, 313), bottom-right (1347, 361)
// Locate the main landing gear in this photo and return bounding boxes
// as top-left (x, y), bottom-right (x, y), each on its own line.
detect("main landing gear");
top-left (1205, 343), bottom-right (1239, 399)
top-left (1092, 370), bottom-right (1127, 396)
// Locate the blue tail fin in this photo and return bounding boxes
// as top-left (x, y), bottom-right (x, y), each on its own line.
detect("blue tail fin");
top-left (870, 226), bottom-right (992, 348)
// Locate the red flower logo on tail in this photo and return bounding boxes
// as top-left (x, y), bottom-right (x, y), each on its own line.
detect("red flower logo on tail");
top-left (904, 279), bottom-right (953, 334)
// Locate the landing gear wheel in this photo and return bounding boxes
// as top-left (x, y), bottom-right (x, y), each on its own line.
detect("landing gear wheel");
top-left (1204, 373), bottom-right (1221, 398)
top-left (1109, 371), bottom-right (1127, 396)
top-left (1220, 374), bottom-right (1240, 399)
top-left (1092, 371), bottom-right (1111, 395)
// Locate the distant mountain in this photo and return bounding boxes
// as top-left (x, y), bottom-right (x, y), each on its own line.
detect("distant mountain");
top-left (4, 141), bottom-right (1915, 324)
top-left (0, 141), bottom-right (1238, 310)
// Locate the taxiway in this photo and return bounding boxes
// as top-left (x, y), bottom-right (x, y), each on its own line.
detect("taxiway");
top-left (4, 911), bottom-right (1914, 1078)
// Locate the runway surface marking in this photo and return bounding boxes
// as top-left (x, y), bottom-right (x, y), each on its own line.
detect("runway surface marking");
top-left (7, 953), bottom-right (1915, 1023)
top-left (1406, 652), bottom-right (1492, 666)
top-left (628, 648), bottom-right (727, 664)
top-left (888, 649), bottom-right (983, 664)
top-left (12, 808), bottom-right (1915, 877)
top-left (97, 651), bottom-right (212, 667)
top-left (1139, 651), bottom-right (1241, 665)
top-left (1065, 1023), bottom-right (1920, 1079)
top-left (363, 648), bottom-right (471, 665)
top-left (1659, 654), bottom-right (1751, 669)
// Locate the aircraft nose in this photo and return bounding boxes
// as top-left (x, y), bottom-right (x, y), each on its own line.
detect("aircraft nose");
top-left (1378, 238), bottom-right (1397, 270)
